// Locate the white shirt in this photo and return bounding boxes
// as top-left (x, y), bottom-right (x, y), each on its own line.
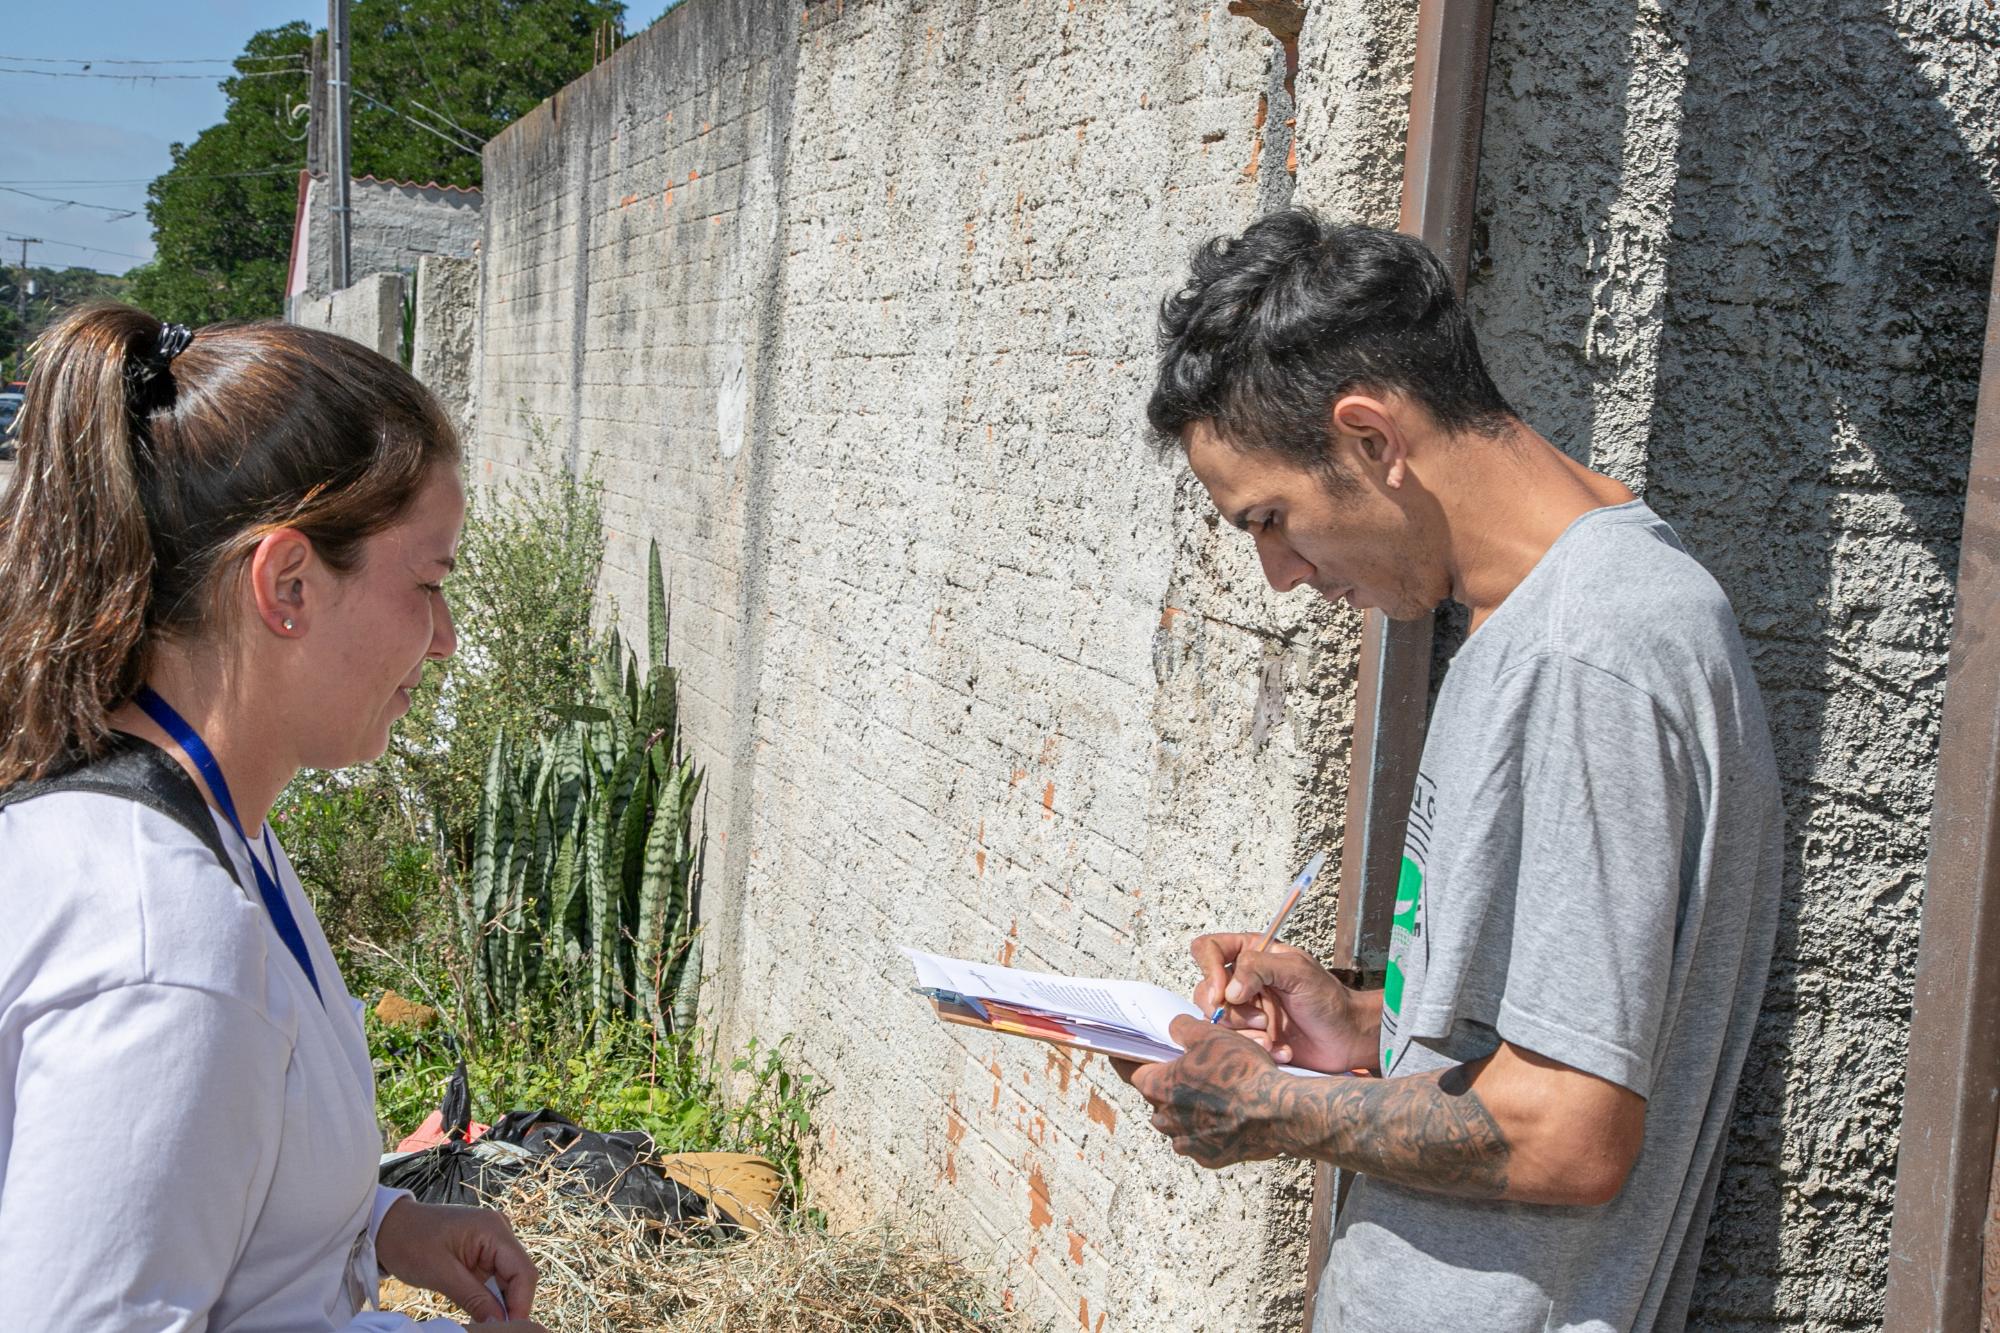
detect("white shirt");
top-left (0, 790), bottom-right (460, 1332)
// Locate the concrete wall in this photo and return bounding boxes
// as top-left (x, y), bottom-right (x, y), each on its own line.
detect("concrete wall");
top-left (472, 2), bottom-right (1357, 1328)
top-left (412, 255), bottom-right (480, 444)
top-left (295, 174), bottom-right (483, 307)
top-left (292, 271), bottom-right (404, 362)
top-left (458, 0), bottom-right (2000, 1329)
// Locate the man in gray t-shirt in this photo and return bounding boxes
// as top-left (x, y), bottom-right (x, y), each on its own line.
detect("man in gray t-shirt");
top-left (1120, 212), bottom-right (1781, 1332)
top-left (1323, 499), bottom-right (1782, 1330)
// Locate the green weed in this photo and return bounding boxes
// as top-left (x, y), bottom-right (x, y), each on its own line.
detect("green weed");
top-left (370, 1010), bottom-right (821, 1205)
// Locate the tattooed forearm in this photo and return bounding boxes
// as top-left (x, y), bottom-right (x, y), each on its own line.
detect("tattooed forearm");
top-left (1139, 1026), bottom-right (1513, 1197)
top-left (1259, 1064), bottom-right (1512, 1198)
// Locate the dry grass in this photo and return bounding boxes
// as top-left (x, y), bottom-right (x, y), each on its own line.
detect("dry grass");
top-left (382, 1163), bottom-right (1023, 1332)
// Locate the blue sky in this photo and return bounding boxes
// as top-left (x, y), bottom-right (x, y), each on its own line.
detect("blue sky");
top-left (1, 3), bottom-right (674, 275)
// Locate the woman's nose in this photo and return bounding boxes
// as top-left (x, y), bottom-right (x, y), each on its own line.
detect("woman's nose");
top-left (430, 593), bottom-right (459, 660)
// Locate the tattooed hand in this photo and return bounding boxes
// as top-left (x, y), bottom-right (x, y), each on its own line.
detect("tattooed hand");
top-left (1119, 1017), bottom-right (1523, 1199)
top-left (1117, 1017), bottom-right (1291, 1168)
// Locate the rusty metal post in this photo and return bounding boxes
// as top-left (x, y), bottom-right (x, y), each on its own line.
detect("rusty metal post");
top-left (1329, 611), bottom-right (1433, 977)
top-left (1328, 0), bottom-right (1494, 990)
top-left (1882, 231), bottom-right (2000, 1332)
top-left (1303, 1), bottom-right (1495, 1326)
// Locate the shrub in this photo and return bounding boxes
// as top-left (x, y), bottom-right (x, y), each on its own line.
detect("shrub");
top-left (278, 772), bottom-right (435, 986)
top-left (389, 441), bottom-right (605, 870)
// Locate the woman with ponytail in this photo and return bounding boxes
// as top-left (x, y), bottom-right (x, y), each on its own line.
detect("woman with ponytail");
top-left (0, 305), bottom-right (545, 1332)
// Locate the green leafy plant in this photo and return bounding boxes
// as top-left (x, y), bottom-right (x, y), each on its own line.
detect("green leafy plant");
top-left (278, 770), bottom-right (438, 988)
top-left (369, 1011), bottom-right (820, 1204)
top-left (389, 438), bottom-right (604, 870)
top-left (459, 537), bottom-right (704, 1041)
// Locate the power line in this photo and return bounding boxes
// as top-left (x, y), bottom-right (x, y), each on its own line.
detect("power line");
top-left (409, 98), bottom-right (488, 148)
top-left (397, 16), bottom-right (501, 153)
top-left (353, 86), bottom-right (482, 156)
top-left (0, 65), bottom-right (304, 82)
top-left (0, 168), bottom-right (302, 188)
top-left (352, 86), bottom-right (482, 158)
top-left (0, 186), bottom-right (137, 219)
top-left (0, 55), bottom-right (303, 66)
top-left (32, 237), bottom-right (148, 262)
top-left (402, 21), bottom-right (459, 138)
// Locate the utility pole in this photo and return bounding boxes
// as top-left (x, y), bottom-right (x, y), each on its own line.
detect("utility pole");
top-left (307, 31), bottom-right (327, 180)
top-left (6, 236), bottom-right (39, 330)
top-left (327, 0), bottom-right (353, 291)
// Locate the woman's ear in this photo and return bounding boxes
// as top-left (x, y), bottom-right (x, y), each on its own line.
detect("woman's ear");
top-left (247, 528), bottom-right (315, 637)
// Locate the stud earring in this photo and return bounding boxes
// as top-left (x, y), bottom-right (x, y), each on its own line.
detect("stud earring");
top-left (282, 618), bottom-right (295, 631)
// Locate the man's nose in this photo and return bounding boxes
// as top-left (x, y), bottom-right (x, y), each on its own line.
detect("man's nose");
top-left (1253, 529), bottom-right (1313, 593)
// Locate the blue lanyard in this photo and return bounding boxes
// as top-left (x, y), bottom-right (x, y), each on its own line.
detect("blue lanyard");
top-left (132, 686), bottom-right (324, 1005)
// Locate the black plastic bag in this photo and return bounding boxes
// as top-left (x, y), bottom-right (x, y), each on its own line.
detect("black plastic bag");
top-left (379, 1067), bottom-right (730, 1231)
top-left (480, 1107), bottom-right (716, 1224)
top-left (378, 1064), bottom-right (532, 1208)
top-left (377, 1135), bottom-right (533, 1209)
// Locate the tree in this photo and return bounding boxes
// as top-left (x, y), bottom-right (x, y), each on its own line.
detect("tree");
top-left (129, 25), bottom-right (315, 326)
top-left (1, 266), bottom-right (134, 379)
top-left (132, 2), bottom-right (625, 325)
top-left (339, 0), bottom-right (627, 188)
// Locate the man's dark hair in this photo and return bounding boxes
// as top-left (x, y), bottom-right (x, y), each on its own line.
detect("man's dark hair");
top-left (1147, 211), bottom-right (1514, 476)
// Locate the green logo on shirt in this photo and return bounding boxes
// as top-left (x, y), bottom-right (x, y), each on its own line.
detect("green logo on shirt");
top-left (1392, 855), bottom-right (1423, 932)
top-left (1383, 855), bottom-right (1424, 1069)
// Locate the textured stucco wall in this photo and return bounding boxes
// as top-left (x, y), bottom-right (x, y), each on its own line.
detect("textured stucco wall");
top-left (1468, 2), bottom-right (1999, 1327)
top-left (472, 0), bottom-right (792, 975)
top-left (291, 270), bottom-right (403, 361)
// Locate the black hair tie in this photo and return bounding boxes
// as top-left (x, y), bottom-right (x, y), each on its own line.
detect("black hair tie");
top-left (130, 323), bottom-right (193, 407)
top-left (154, 324), bottom-right (193, 365)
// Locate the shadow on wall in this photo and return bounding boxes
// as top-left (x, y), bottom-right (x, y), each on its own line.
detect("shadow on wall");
top-left (1472, 1), bottom-right (1996, 1327)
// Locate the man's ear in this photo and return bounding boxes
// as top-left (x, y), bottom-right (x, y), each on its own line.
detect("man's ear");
top-left (247, 528), bottom-right (315, 637)
top-left (1329, 393), bottom-right (1410, 489)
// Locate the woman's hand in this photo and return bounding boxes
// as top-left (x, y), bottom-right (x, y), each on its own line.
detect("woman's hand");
top-left (374, 1197), bottom-right (541, 1328)
top-left (1189, 933), bottom-right (1381, 1074)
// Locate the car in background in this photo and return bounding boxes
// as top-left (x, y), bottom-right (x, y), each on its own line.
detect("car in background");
top-left (0, 390), bottom-right (21, 461)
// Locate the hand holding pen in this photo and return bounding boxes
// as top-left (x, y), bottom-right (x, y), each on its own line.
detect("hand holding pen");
top-left (1209, 851), bottom-right (1327, 1023)
top-left (1187, 851), bottom-right (1379, 1073)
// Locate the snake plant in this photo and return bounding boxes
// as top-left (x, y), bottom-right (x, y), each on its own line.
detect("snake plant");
top-left (458, 539), bottom-right (704, 1039)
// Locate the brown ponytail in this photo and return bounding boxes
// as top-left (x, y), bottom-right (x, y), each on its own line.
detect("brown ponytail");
top-left (0, 303), bottom-right (459, 786)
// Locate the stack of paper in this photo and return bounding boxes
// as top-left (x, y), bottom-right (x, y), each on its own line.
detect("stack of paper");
top-left (900, 947), bottom-right (1329, 1075)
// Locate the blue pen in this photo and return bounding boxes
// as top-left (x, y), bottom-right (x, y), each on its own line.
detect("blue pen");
top-left (1210, 851), bottom-right (1328, 1023)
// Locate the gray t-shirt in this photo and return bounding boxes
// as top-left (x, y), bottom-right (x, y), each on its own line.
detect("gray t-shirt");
top-left (1315, 500), bottom-right (1782, 1333)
